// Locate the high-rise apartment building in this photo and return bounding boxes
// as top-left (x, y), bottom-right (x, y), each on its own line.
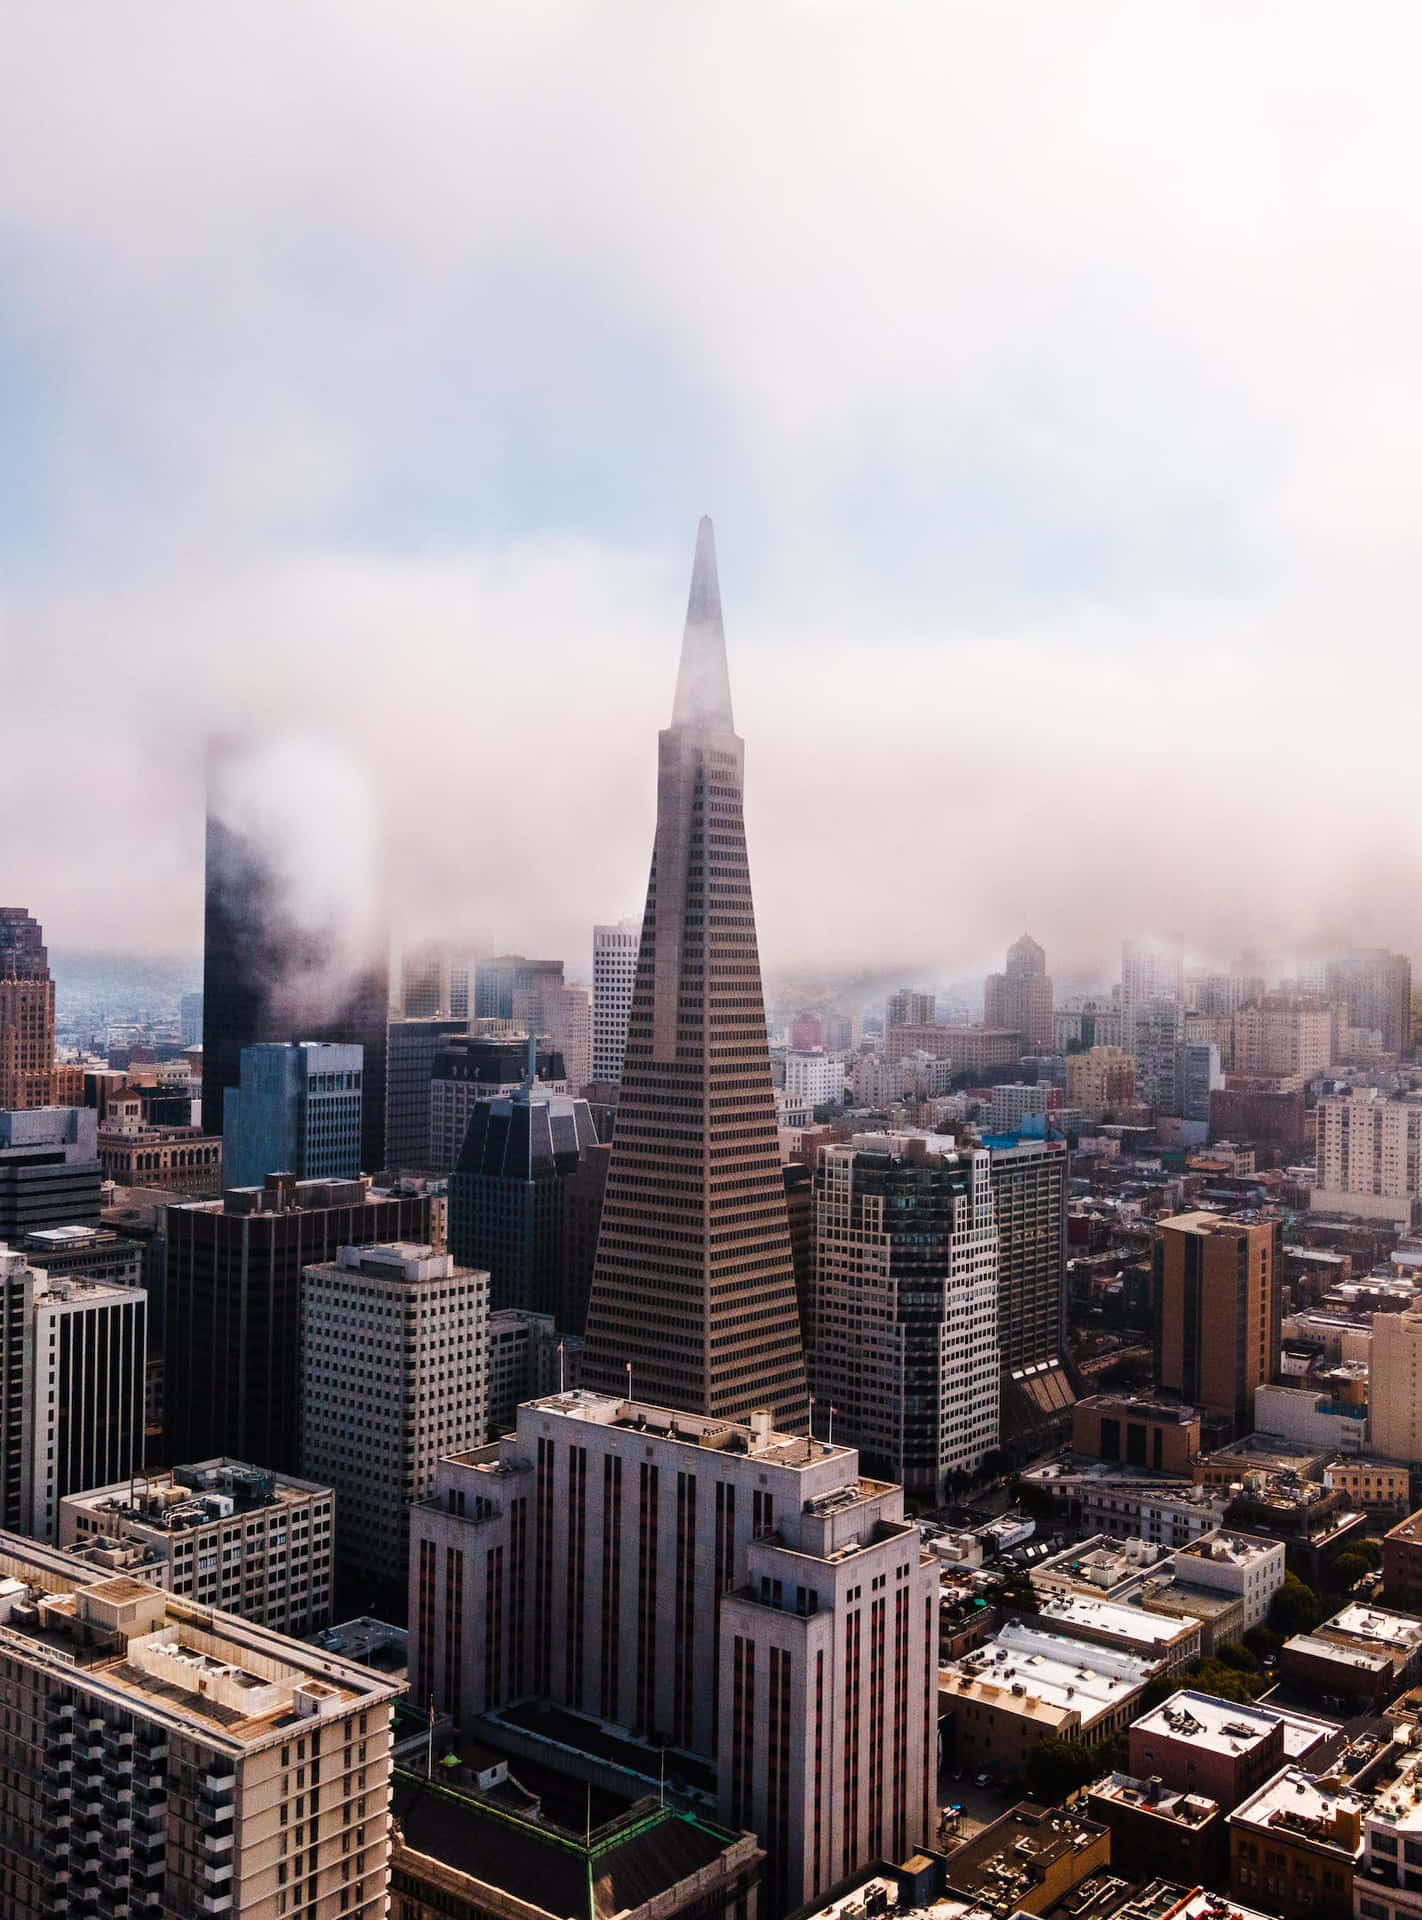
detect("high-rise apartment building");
top-left (593, 918), bottom-right (642, 1085)
top-left (1326, 949), bottom-right (1413, 1056)
top-left (449, 1079), bottom-right (599, 1314)
top-left (0, 908), bottom-right (54, 1110)
top-left (984, 934), bottom-right (1054, 1053)
top-left (1232, 997), bottom-right (1335, 1077)
top-left (813, 1135), bottom-right (999, 1497)
top-left (1122, 934), bottom-right (1184, 1047)
top-left (385, 1016), bottom-right (466, 1171)
top-left (1313, 1089), bottom-right (1422, 1224)
top-left (789, 1012), bottom-right (824, 1051)
top-left (783, 1050), bottom-right (845, 1108)
top-left (0, 1244), bottom-right (146, 1539)
top-left (1054, 1002), bottom-right (1124, 1051)
top-left (202, 736), bottom-right (390, 1171)
top-left (301, 1242), bottom-right (487, 1604)
top-left (581, 521), bottom-right (808, 1428)
top-left (1175, 1041), bottom-right (1223, 1124)
top-left (60, 1457), bottom-right (335, 1633)
top-left (1368, 1311), bottom-right (1422, 1464)
top-left (988, 1135), bottom-right (1070, 1383)
top-left (886, 988), bottom-right (936, 1030)
top-left (223, 1040), bottom-right (363, 1190)
top-left (408, 1391), bottom-right (937, 1915)
top-left (1065, 1045), bottom-right (1136, 1119)
top-left (1132, 998), bottom-right (1183, 1112)
top-left (0, 1533), bottom-right (401, 1920)
top-left (162, 1175), bottom-right (432, 1473)
top-left (1154, 1212), bottom-right (1281, 1436)
top-left (0, 1107), bottom-right (102, 1239)
top-left (428, 1034), bottom-right (566, 1173)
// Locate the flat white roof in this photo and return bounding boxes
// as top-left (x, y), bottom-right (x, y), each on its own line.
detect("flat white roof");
top-left (1328, 1604), bottom-right (1422, 1651)
top-left (1232, 1765), bottom-right (1363, 1844)
top-left (1037, 1591), bottom-right (1199, 1646)
top-left (1133, 1690), bottom-right (1284, 1755)
top-left (943, 1618), bottom-right (1156, 1727)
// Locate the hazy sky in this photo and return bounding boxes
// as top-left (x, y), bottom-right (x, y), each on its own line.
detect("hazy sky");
top-left (5, 3), bottom-right (1422, 988)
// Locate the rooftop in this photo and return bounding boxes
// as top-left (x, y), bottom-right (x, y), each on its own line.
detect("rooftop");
top-left (1230, 1766), bottom-right (1364, 1854)
top-left (942, 1619), bottom-right (1158, 1728)
top-left (392, 1772), bottom-right (754, 1920)
top-left (1035, 1591), bottom-right (1200, 1647)
top-left (1283, 1632), bottom-right (1392, 1676)
top-left (1386, 1508), bottom-right (1422, 1547)
top-left (945, 1801), bottom-right (1108, 1916)
top-left (1173, 1531), bottom-right (1281, 1570)
top-left (1324, 1604), bottom-right (1422, 1653)
top-left (65, 1459), bottom-right (330, 1534)
top-left (523, 1391), bottom-right (857, 1470)
top-left (1365, 1749), bottom-right (1422, 1832)
top-left (1088, 1773), bottom-right (1219, 1827)
top-left (1132, 1691), bottom-right (1284, 1756)
top-left (1075, 1392), bottom-right (1200, 1425)
top-left (0, 1542), bottom-right (398, 1753)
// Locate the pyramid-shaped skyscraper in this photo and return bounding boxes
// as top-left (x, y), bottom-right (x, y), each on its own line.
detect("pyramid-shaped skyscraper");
top-left (581, 519), bottom-right (808, 1428)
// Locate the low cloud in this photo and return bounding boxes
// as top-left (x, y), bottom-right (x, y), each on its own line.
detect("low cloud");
top-left (3, 2), bottom-right (1422, 988)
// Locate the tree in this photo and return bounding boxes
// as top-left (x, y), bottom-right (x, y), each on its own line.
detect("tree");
top-left (1331, 1551), bottom-right (1373, 1589)
top-left (1214, 1641), bottom-right (1259, 1674)
top-left (1026, 1736), bottom-right (1100, 1804)
top-left (1243, 1624), bottom-right (1281, 1660)
top-left (1269, 1571), bottom-right (1324, 1638)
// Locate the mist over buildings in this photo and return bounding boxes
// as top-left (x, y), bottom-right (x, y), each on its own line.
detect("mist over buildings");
top-left (5, 4), bottom-right (1422, 986)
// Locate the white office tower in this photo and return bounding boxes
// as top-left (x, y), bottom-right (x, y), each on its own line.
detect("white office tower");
top-left (812, 1135), bottom-right (1000, 1500)
top-left (409, 1392), bottom-right (938, 1915)
top-left (0, 1533), bottom-right (401, 1919)
top-left (593, 918), bottom-right (641, 1086)
top-left (0, 1244), bottom-right (146, 1539)
top-left (301, 1243), bottom-right (488, 1599)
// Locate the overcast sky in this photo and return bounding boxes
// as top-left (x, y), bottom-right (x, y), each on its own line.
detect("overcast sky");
top-left (5, 3), bottom-right (1422, 990)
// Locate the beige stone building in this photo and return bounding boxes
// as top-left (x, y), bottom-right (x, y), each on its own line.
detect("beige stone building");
top-left (1065, 1046), bottom-right (1137, 1119)
top-left (301, 1243), bottom-right (487, 1599)
top-left (1233, 996), bottom-right (1335, 1077)
top-left (408, 1390), bottom-right (938, 1916)
top-left (0, 1530), bottom-right (401, 1918)
top-left (1369, 1309), bottom-right (1422, 1463)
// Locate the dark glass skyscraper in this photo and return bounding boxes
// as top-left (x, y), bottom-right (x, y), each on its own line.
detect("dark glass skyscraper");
top-left (202, 738), bottom-right (389, 1172)
top-left (581, 519), bottom-right (808, 1427)
top-left (449, 1082), bottom-right (599, 1315)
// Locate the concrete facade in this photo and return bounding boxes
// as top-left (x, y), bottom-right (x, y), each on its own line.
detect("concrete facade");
top-left (301, 1242), bottom-right (488, 1595)
top-left (592, 918), bottom-right (641, 1086)
top-left (408, 1391), bottom-right (937, 1916)
top-left (60, 1457), bottom-right (335, 1634)
top-left (0, 1533), bottom-right (400, 1919)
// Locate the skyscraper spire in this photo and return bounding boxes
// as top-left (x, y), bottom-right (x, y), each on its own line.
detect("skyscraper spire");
top-left (670, 515), bottom-right (735, 732)
top-left (581, 520), bottom-right (807, 1429)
